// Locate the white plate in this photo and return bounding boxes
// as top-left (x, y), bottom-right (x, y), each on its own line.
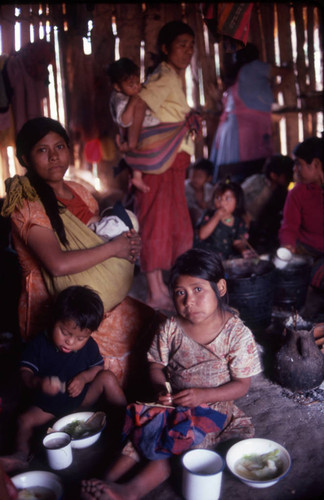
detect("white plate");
top-left (52, 411), bottom-right (105, 449)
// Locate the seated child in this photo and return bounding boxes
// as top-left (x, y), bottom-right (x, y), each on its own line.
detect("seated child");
top-left (195, 181), bottom-right (253, 260)
top-left (185, 158), bottom-right (214, 226)
top-left (242, 154), bottom-right (294, 253)
top-left (279, 137), bottom-right (324, 319)
top-left (107, 58), bottom-right (160, 193)
top-left (81, 248), bottom-right (262, 500)
top-left (0, 286), bottom-right (126, 471)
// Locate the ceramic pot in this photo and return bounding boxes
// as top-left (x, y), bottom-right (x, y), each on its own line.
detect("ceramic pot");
top-left (274, 326), bottom-right (324, 391)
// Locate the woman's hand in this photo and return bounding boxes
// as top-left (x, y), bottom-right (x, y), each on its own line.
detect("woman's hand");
top-left (109, 229), bottom-right (141, 262)
top-left (116, 134), bottom-right (131, 153)
top-left (157, 390), bottom-right (173, 406)
top-left (172, 388), bottom-right (205, 407)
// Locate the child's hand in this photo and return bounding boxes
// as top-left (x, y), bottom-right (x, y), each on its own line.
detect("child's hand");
top-left (41, 376), bottom-right (62, 396)
top-left (242, 249), bottom-right (256, 259)
top-left (171, 388), bottom-right (204, 407)
top-left (67, 374), bottom-right (86, 398)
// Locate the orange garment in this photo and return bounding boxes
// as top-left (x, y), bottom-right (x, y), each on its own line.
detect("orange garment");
top-left (11, 181), bottom-right (97, 339)
top-left (10, 179), bottom-right (158, 385)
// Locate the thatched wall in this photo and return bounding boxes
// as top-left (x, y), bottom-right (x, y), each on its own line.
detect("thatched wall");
top-left (0, 2), bottom-right (322, 198)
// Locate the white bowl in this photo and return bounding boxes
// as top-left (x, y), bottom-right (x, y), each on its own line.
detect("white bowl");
top-left (52, 411), bottom-right (105, 449)
top-left (11, 470), bottom-right (63, 499)
top-left (226, 438), bottom-right (291, 488)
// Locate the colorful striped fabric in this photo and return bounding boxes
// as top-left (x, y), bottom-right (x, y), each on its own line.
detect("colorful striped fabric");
top-left (203, 2), bottom-right (253, 49)
top-left (122, 403), bottom-right (227, 460)
top-left (124, 112), bottom-right (201, 175)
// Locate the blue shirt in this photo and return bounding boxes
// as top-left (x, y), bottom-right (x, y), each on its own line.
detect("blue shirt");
top-left (21, 331), bottom-right (104, 415)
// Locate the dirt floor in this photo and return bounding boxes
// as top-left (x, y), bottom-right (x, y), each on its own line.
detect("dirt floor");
top-left (129, 271), bottom-right (324, 500)
top-left (1, 269), bottom-right (324, 500)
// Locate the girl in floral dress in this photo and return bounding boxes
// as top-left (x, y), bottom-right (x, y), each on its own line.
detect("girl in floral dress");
top-left (81, 248), bottom-right (262, 500)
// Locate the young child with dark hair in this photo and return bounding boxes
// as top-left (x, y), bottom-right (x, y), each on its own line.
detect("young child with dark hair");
top-left (196, 181), bottom-right (252, 259)
top-left (0, 286), bottom-right (126, 471)
top-left (185, 158), bottom-right (214, 226)
top-left (242, 154), bottom-right (294, 253)
top-left (279, 137), bottom-right (324, 319)
top-left (107, 57), bottom-right (160, 193)
top-left (81, 248), bottom-right (261, 500)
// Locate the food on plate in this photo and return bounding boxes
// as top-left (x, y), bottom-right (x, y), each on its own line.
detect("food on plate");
top-left (61, 419), bottom-right (93, 439)
top-left (61, 412), bottom-right (106, 440)
top-left (234, 449), bottom-right (284, 480)
top-left (17, 486), bottom-right (56, 500)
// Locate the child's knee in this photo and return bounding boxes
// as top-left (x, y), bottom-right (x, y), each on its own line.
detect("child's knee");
top-left (18, 412), bottom-right (34, 432)
top-left (96, 369), bottom-right (120, 387)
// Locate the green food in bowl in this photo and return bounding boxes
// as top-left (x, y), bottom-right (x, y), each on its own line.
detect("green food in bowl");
top-left (61, 419), bottom-right (95, 439)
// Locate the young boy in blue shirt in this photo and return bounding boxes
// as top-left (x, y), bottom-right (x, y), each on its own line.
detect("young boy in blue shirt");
top-left (1, 285), bottom-right (126, 471)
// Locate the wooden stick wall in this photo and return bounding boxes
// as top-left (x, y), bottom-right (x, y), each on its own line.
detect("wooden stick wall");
top-left (0, 2), bottom-right (322, 196)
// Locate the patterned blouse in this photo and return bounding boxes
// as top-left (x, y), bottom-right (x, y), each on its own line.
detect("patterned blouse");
top-left (147, 315), bottom-right (262, 418)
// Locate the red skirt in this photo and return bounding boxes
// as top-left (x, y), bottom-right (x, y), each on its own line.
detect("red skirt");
top-left (134, 151), bottom-right (193, 272)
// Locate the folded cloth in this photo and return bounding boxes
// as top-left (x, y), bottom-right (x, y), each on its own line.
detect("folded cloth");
top-left (123, 403), bottom-right (227, 460)
top-left (41, 206), bottom-right (136, 311)
top-left (124, 111), bottom-right (201, 175)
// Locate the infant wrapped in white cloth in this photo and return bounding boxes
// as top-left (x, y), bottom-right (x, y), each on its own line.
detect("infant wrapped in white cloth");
top-left (88, 201), bottom-right (138, 241)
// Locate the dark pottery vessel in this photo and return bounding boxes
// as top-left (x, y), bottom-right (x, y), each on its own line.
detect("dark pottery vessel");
top-left (274, 326), bottom-right (324, 391)
top-left (224, 258), bottom-right (275, 331)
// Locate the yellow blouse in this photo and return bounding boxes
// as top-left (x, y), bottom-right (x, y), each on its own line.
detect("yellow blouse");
top-left (139, 62), bottom-right (194, 156)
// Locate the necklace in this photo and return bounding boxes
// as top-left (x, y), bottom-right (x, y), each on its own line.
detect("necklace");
top-left (223, 216), bottom-right (233, 223)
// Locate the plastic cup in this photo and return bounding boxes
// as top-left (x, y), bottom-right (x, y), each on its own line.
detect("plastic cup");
top-left (43, 431), bottom-right (73, 470)
top-left (182, 449), bottom-right (225, 500)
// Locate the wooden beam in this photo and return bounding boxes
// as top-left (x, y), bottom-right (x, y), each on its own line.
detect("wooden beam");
top-left (277, 2), bottom-right (298, 154)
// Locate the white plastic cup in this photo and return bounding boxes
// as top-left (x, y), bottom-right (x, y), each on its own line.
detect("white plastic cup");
top-left (182, 449), bottom-right (225, 500)
top-left (273, 247), bottom-right (292, 269)
top-left (43, 431), bottom-right (73, 470)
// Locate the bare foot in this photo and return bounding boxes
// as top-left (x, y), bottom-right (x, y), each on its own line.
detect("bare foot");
top-left (81, 479), bottom-right (136, 500)
top-left (146, 294), bottom-right (175, 312)
top-left (131, 177), bottom-right (150, 193)
top-left (0, 452), bottom-right (29, 473)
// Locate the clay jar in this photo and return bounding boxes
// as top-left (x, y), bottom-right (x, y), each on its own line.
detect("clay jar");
top-left (275, 326), bottom-right (324, 391)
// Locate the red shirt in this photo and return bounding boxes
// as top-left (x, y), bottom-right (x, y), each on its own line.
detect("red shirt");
top-left (279, 182), bottom-right (324, 252)
top-left (56, 185), bottom-right (94, 224)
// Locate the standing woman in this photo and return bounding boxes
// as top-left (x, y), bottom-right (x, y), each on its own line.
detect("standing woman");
top-left (1, 117), bottom-right (141, 342)
top-left (210, 43), bottom-right (289, 183)
top-left (128, 21), bottom-right (197, 310)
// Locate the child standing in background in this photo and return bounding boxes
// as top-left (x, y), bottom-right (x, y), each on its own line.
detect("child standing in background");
top-left (185, 158), bottom-right (214, 227)
top-left (81, 249), bottom-right (262, 500)
top-left (0, 286), bottom-right (126, 471)
top-left (107, 58), bottom-right (160, 193)
top-left (196, 181), bottom-right (252, 260)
